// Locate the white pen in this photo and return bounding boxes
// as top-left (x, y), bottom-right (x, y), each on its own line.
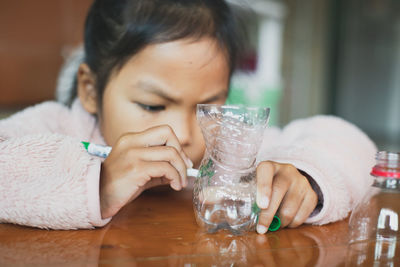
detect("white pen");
top-left (81, 141), bottom-right (199, 177)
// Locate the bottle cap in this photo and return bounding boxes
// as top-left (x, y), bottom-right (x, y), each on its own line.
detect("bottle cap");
top-left (371, 167), bottom-right (400, 178)
top-left (268, 215), bottom-right (281, 232)
top-left (252, 203), bottom-right (281, 232)
top-left (371, 151), bottom-right (400, 178)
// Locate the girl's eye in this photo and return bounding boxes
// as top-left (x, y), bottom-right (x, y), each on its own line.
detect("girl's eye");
top-left (136, 103), bottom-right (165, 112)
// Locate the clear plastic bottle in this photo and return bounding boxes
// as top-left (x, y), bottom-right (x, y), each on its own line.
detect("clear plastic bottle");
top-left (193, 104), bottom-right (270, 234)
top-left (347, 151), bottom-right (400, 265)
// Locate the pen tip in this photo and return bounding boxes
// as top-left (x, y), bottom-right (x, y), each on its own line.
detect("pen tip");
top-left (187, 168), bottom-right (199, 177)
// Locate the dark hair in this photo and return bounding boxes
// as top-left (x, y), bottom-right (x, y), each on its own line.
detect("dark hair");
top-left (67, 0), bottom-right (246, 106)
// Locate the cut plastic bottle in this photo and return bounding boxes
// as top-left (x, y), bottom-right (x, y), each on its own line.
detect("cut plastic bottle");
top-left (193, 104), bottom-right (270, 234)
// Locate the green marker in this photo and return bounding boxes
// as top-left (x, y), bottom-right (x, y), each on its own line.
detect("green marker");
top-left (81, 141), bottom-right (111, 158)
top-left (81, 141), bottom-right (199, 177)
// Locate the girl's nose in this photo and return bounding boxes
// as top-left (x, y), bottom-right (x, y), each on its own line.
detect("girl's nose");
top-left (174, 123), bottom-right (191, 147)
top-left (171, 113), bottom-right (195, 146)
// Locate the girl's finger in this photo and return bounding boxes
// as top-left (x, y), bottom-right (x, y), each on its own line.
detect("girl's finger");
top-left (136, 161), bottom-right (182, 191)
top-left (277, 176), bottom-right (315, 228)
top-left (133, 146), bottom-right (188, 187)
top-left (256, 175), bottom-right (290, 234)
top-left (256, 161), bottom-right (278, 209)
top-left (288, 191), bottom-right (318, 228)
top-left (117, 125), bottom-right (192, 167)
top-left (277, 192), bottom-right (305, 228)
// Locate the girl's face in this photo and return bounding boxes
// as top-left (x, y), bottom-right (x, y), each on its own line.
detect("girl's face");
top-left (95, 38), bottom-right (229, 167)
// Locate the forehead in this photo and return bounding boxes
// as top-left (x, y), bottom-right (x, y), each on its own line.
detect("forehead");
top-left (113, 38), bottom-right (230, 97)
top-left (127, 38), bottom-right (229, 73)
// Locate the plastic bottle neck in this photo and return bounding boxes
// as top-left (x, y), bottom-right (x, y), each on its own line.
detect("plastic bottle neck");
top-left (371, 151), bottom-right (400, 190)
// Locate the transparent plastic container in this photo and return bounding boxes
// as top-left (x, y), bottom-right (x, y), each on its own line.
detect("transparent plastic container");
top-left (193, 104), bottom-right (270, 234)
top-left (347, 151), bottom-right (400, 265)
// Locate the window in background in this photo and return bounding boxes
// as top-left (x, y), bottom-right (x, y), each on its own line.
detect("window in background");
top-left (331, 0), bottom-right (400, 151)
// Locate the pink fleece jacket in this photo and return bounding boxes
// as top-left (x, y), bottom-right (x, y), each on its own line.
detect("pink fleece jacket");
top-left (0, 100), bottom-right (377, 229)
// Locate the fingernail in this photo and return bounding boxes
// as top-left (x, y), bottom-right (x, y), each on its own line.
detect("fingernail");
top-left (257, 224), bottom-right (267, 234)
top-left (257, 195), bottom-right (269, 209)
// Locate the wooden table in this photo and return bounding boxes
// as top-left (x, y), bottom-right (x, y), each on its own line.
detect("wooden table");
top-left (0, 187), bottom-right (399, 266)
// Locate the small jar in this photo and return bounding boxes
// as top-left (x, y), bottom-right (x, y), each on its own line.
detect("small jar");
top-left (347, 151), bottom-right (400, 264)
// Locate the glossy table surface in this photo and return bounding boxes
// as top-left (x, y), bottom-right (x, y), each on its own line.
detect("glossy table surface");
top-left (1, 187), bottom-right (399, 266)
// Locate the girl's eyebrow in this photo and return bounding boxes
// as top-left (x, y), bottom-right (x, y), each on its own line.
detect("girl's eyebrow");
top-left (200, 90), bottom-right (228, 104)
top-left (135, 80), bottom-right (178, 103)
top-left (134, 80), bottom-right (228, 104)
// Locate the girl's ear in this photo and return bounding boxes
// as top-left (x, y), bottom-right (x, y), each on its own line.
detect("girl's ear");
top-left (77, 63), bottom-right (98, 114)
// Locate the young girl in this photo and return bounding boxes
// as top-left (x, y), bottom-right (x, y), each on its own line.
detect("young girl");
top-left (0, 0), bottom-right (376, 233)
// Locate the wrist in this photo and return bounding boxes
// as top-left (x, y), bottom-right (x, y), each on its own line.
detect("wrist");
top-left (299, 169), bottom-right (324, 217)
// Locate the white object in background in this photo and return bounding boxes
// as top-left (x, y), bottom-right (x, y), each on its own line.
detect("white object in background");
top-left (56, 46), bottom-right (84, 105)
top-left (227, 0), bottom-right (286, 86)
top-left (257, 16), bottom-right (284, 87)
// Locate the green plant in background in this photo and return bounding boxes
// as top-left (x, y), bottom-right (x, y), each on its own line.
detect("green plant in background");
top-left (226, 83), bottom-right (282, 127)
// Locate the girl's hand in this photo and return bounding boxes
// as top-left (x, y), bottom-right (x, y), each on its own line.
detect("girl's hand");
top-left (255, 161), bottom-right (318, 234)
top-left (99, 125), bottom-right (192, 219)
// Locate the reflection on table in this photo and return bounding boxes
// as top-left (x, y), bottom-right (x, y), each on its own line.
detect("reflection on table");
top-left (0, 187), bottom-right (399, 266)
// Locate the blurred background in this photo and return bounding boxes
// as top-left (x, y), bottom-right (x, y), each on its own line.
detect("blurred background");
top-left (0, 0), bottom-right (399, 151)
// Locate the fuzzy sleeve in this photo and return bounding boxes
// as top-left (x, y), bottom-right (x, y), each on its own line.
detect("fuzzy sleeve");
top-left (257, 115), bottom-right (377, 225)
top-left (0, 133), bottom-right (111, 229)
